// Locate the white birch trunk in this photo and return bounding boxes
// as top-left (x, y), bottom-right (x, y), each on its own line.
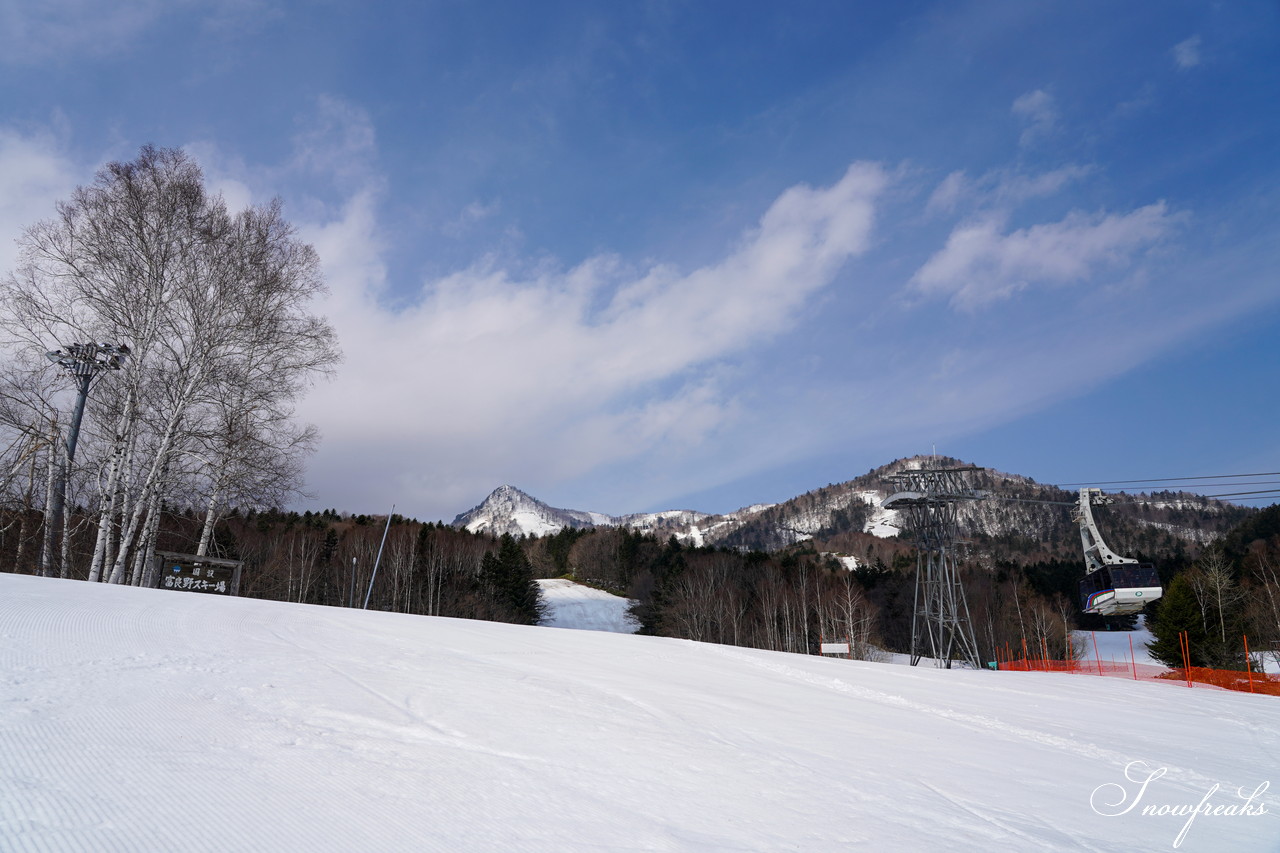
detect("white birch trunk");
top-left (88, 387), bottom-right (138, 582)
top-left (109, 426), bottom-right (141, 578)
top-left (129, 488), bottom-right (163, 586)
top-left (59, 477), bottom-right (72, 579)
top-left (107, 389), bottom-right (197, 584)
top-left (39, 424), bottom-right (58, 578)
top-left (196, 487), bottom-right (220, 557)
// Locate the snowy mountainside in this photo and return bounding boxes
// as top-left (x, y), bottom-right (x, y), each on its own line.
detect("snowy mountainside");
top-left (453, 458), bottom-right (1251, 558)
top-left (614, 508), bottom-right (716, 538)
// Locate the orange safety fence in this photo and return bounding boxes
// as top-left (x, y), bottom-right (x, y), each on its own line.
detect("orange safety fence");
top-left (1159, 667), bottom-right (1280, 696)
top-left (994, 633), bottom-right (1280, 697)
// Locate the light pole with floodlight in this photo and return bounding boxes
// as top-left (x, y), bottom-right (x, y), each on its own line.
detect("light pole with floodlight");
top-left (44, 342), bottom-right (130, 578)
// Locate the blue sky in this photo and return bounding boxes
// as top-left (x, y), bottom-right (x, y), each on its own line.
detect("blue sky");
top-left (2, 1), bottom-right (1278, 520)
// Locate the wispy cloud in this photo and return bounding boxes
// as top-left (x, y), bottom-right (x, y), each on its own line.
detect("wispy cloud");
top-left (910, 202), bottom-right (1180, 309)
top-left (441, 199), bottom-right (502, 239)
top-left (1173, 35), bottom-right (1202, 70)
top-left (290, 96), bottom-right (380, 190)
top-left (925, 165), bottom-right (1093, 216)
top-left (0, 0), bottom-right (254, 64)
top-left (1012, 89), bottom-right (1057, 147)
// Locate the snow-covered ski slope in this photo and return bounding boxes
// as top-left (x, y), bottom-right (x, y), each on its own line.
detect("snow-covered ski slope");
top-left (537, 578), bottom-right (639, 633)
top-left (1079, 618), bottom-right (1159, 666)
top-left (2, 574), bottom-right (1276, 852)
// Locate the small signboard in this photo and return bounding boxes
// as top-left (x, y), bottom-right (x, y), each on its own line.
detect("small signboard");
top-left (151, 551), bottom-right (243, 596)
top-left (820, 642), bottom-right (851, 656)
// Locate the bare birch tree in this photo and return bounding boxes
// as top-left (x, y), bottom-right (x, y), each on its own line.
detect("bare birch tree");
top-left (0, 146), bottom-right (339, 582)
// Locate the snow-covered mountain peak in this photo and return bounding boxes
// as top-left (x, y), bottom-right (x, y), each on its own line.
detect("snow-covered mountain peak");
top-left (452, 486), bottom-right (597, 537)
top-left (474, 484), bottom-right (541, 514)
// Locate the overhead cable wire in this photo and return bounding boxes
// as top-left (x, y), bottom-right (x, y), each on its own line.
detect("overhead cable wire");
top-left (1097, 488), bottom-right (1280, 501)
top-left (984, 496), bottom-right (1076, 506)
top-left (1196, 489), bottom-right (1280, 500)
top-left (986, 490), bottom-right (1280, 507)
top-left (1100, 491), bottom-right (1280, 502)
top-left (1097, 479), bottom-right (1280, 491)
top-left (1056, 471), bottom-right (1280, 487)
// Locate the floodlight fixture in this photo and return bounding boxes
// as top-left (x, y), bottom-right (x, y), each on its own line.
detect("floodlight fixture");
top-left (45, 342), bottom-right (130, 378)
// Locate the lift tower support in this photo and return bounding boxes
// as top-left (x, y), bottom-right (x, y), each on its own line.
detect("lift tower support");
top-left (884, 466), bottom-right (985, 669)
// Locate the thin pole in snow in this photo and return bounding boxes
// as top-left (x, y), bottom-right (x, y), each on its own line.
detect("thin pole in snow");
top-left (1244, 634), bottom-right (1255, 693)
top-left (1180, 631), bottom-right (1192, 688)
top-left (363, 505), bottom-right (395, 610)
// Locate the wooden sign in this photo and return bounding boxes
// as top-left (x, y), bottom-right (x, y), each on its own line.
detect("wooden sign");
top-left (151, 551), bottom-right (243, 596)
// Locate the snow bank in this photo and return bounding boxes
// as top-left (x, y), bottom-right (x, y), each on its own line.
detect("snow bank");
top-left (2, 573), bottom-right (1277, 852)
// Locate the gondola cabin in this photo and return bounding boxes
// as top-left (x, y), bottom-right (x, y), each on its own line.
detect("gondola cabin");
top-left (1074, 487), bottom-right (1164, 616)
top-left (1078, 563), bottom-right (1162, 616)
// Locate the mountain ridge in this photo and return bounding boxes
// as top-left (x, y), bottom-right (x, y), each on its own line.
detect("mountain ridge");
top-left (452, 484), bottom-right (715, 539)
top-left (452, 457), bottom-right (1253, 560)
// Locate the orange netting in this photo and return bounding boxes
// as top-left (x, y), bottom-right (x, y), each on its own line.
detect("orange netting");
top-left (995, 640), bottom-right (1280, 697)
top-left (1159, 666), bottom-right (1280, 696)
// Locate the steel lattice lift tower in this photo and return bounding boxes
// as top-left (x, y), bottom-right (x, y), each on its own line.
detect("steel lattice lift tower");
top-left (884, 466), bottom-right (984, 669)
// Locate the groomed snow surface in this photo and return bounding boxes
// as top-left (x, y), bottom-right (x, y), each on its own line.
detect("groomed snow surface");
top-left (3, 574), bottom-right (1278, 852)
top-left (1078, 618), bottom-right (1158, 665)
top-left (537, 578), bottom-right (639, 633)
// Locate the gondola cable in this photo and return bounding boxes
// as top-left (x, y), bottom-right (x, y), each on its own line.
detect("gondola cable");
top-left (1056, 471), bottom-right (1280, 487)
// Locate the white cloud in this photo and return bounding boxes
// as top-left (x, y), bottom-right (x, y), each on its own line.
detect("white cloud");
top-left (295, 163), bottom-right (888, 515)
top-left (0, 127), bottom-right (81, 275)
top-left (926, 165), bottom-right (1092, 215)
top-left (1173, 36), bottom-right (1202, 70)
top-left (925, 171), bottom-right (969, 216)
top-left (291, 96), bottom-right (380, 189)
top-left (190, 97), bottom-right (377, 215)
top-left (1012, 89), bottom-right (1056, 147)
top-left (182, 141), bottom-right (257, 212)
top-left (441, 199), bottom-right (502, 238)
top-left (0, 1), bottom-right (161, 62)
top-left (0, 0), bottom-right (258, 64)
top-left (910, 202), bottom-right (1179, 309)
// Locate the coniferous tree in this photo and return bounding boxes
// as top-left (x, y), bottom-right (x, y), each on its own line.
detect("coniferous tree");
top-left (1147, 573), bottom-right (1207, 668)
top-left (315, 526), bottom-right (341, 606)
top-left (480, 534), bottom-right (544, 625)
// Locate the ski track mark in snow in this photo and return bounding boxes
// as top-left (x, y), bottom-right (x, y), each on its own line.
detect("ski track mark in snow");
top-left (920, 781), bottom-right (1108, 853)
top-left (707, 645), bottom-right (1261, 798)
top-left (302, 706), bottom-right (539, 763)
